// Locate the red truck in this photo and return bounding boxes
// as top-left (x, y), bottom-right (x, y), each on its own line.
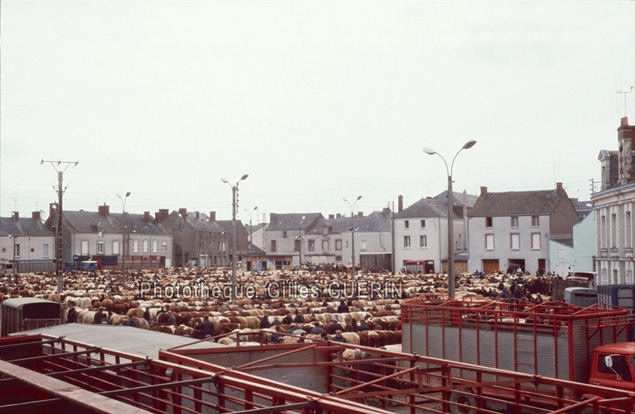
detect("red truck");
top-left (402, 297), bottom-right (635, 413)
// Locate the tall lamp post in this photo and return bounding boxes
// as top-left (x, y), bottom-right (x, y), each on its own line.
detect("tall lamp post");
top-left (221, 174), bottom-right (249, 302)
top-left (117, 192), bottom-right (131, 277)
top-left (343, 196), bottom-right (362, 279)
top-left (244, 206), bottom-right (258, 272)
top-left (423, 140), bottom-right (477, 299)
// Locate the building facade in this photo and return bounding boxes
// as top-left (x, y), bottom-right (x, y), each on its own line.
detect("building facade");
top-left (0, 211), bottom-right (56, 273)
top-left (468, 184), bottom-right (580, 275)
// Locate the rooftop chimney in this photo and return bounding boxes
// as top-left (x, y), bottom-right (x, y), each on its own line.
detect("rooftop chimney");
top-left (329, 214), bottom-right (335, 219)
top-left (209, 211), bottom-right (216, 221)
top-left (32, 211), bottom-right (41, 221)
top-left (144, 211), bottom-right (151, 223)
top-left (398, 195), bottom-right (403, 213)
top-left (336, 213), bottom-right (342, 219)
top-left (98, 204), bottom-right (110, 216)
top-left (618, 117), bottom-right (635, 185)
top-left (382, 207), bottom-right (391, 217)
top-left (556, 182), bottom-right (563, 194)
top-left (195, 211), bottom-right (200, 219)
top-left (155, 209), bottom-right (169, 224)
top-left (480, 186), bottom-right (488, 195)
top-left (12, 211), bottom-right (19, 221)
top-left (179, 208), bottom-right (187, 218)
top-left (358, 211), bottom-right (363, 217)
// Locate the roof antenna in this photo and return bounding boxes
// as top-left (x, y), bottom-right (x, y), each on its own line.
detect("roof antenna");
top-left (617, 85), bottom-right (634, 117)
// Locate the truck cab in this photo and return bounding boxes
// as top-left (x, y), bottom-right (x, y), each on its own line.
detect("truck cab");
top-left (589, 343), bottom-right (635, 391)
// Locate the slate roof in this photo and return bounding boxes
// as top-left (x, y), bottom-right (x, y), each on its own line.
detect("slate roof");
top-left (394, 198), bottom-right (452, 219)
top-left (266, 213), bottom-right (324, 231)
top-left (469, 189), bottom-right (567, 217)
top-left (306, 211), bottom-right (391, 235)
top-left (215, 219), bottom-right (247, 242)
top-left (0, 217), bottom-right (53, 237)
top-left (433, 190), bottom-right (479, 208)
top-left (551, 238), bottom-right (574, 249)
top-left (247, 242), bottom-right (266, 255)
top-left (61, 211), bottom-right (169, 235)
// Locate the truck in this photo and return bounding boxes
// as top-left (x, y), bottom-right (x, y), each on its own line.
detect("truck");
top-left (402, 296), bottom-right (635, 413)
top-left (598, 284), bottom-right (635, 314)
top-left (1, 297), bottom-right (65, 336)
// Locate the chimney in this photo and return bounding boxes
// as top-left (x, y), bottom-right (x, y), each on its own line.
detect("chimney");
top-left (618, 117), bottom-right (635, 185)
top-left (98, 204), bottom-right (110, 216)
top-left (12, 211), bottom-right (19, 221)
top-left (358, 211), bottom-right (363, 217)
top-left (32, 211), bottom-right (41, 221)
top-left (144, 211), bottom-right (151, 223)
top-left (209, 211), bottom-right (216, 221)
top-left (480, 186), bottom-right (488, 195)
top-left (270, 213), bottom-right (275, 222)
top-left (336, 213), bottom-right (342, 219)
top-left (155, 209), bottom-right (169, 224)
top-left (179, 208), bottom-right (187, 218)
top-left (556, 182), bottom-right (563, 194)
top-left (398, 195), bottom-right (403, 213)
top-left (382, 207), bottom-right (391, 217)
top-left (195, 211), bottom-right (200, 219)
top-left (329, 214), bottom-right (335, 219)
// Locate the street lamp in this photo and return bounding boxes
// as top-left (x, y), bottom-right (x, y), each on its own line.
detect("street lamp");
top-left (221, 174), bottom-right (249, 302)
top-left (423, 140), bottom-right (477, 299)
top-left (117, 192), bottom-right (131, 277)
top-left (343, 195), bottom-right (362, 279)
top-left (244, 206), bottom-right (258, 272)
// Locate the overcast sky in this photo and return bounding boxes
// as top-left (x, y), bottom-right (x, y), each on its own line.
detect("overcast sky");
top-left (2, 0), bottom-right (634, 224)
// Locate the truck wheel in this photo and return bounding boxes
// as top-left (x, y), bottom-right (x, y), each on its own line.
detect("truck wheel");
top-left (449, 391), bottom-right (477, 414)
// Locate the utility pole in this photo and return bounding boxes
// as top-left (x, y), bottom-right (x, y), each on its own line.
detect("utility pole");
top-left (221, 174), bottom-right (248, 302)
top-left (42, 159), bottom-right (78, 295)
top-left (343, 196), bottom-right (362, 279)
top-left (117, 192), bottom-right (131, 279)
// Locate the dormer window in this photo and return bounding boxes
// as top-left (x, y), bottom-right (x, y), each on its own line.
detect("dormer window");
top-left (322, 226), bottom-right (329, 235)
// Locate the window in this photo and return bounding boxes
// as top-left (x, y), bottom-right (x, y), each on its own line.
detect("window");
top-left (360, 240), bottom-right (367, 251)
top-left (601, 268), bottom-right (608, 284)
top-left (598, 355), bottom-right (632, 381)
top-left (162, 240), bottom-right (168, 253)
top-left (294, 239), bottom-right (300, 251)
top-left (626, 211), bottom-right (632, 248)
top-left (308, 240), bottom-right (315, 251)
top-left (283, 231), bottom-right (287, 238)
top-left (485, 234), bottom-right (494, 250)
top-left (152, 240), bottom-right (158, 253)
top-left (404, 220), bottom-right (409, 229)
top-left (531, 233), bottom-right (541, 249)
top-left (14, 244), bottom-right (21, 257)
top-left (601, 215), bottom-right (607, 248)
top-left (81, 240), bottom-right (89, 255)
top-left (611, 213), bottom-right (617, 248)
top-left (335, 239), bottom-right (342, 250)
top-left (43, 244), bottom-right (49, 258)
top-left (132, 240), bottom-right (139, 253)
top-left (322, 240), bottom-right (329, 251)
top-left (143, 240), bottom-right (149, 253)
top-left (97, 241), bottom-right (104, 254)
top-left (511, 217), bottom-right (518, 227)
top-left (419, 235), bottom-right (427, 248)
top-left (531, 216), bottom-right (540, 226)
top-left (271, 240), bottom-right (277, 252)
top-left (627, 270), bottom-right (634, 284)
top-left (420, 220), bottom-right (426, 228)
top-left (404, 236), bottom-right (411, 248)
top-left (510, 233), bottom-right (520, 250)
top-left (486, 217), bottom-right (493, 227)
top-left (113, 241), bottom-right (120, 255)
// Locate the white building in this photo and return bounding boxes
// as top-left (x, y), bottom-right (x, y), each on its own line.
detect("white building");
top-left (592, 117), bottom-right (635, 285)
top-left (0, 211), bottom-right (55, 272)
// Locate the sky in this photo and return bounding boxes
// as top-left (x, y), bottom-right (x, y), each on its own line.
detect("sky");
top-left (1, 0), bottom-right (635, 224)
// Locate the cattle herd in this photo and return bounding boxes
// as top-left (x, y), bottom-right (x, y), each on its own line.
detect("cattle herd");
top-left (0, 266), bottom-right (557, 349)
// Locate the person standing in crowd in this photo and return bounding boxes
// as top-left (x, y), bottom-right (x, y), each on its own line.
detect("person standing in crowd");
top-left (66, 304), bottom-right (77, 324)
top-left (196, 315), bottom-right (215, 339)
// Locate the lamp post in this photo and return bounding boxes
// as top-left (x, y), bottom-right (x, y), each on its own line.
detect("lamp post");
top-left (423, 140), bottom-right (477, 299)
top-left (244, 206), bottom-right (258, 271)
top-left (117, 192), bottom-right (131, 278)
top-left (9, 235), bottom-right (17, 275)
top-left (221, 174), bottom-right (249, 302)
top-left (343, 196), bottom-right (362, 279)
